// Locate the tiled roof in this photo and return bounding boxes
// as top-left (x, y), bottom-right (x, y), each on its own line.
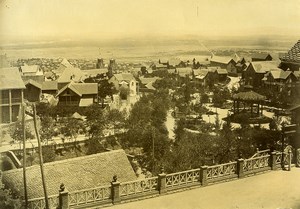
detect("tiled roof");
top-left (25, 79), bottom-right (42, 89)
top-left (57, 67), bottom-right (85, 83)
top-left (281, 40), bottom-right (300, 63)
top-left (56, 82), bottom-right (98, 97)
top-left (168, 59), bottom-right (182, 66)
top-left (22, 75), bottom-right (45, 84)
top-left (2, 150), bottom-right (137, 199)
top-left (194, 69), bottom-right (209, 78)
top-left (233, 90), bottom-right (266, 101)
top-left (210, 56), bottom-right (234, 64)
top-left (293, 71), bottom-right (300, 78)
top-left (42, 81), bottom-right (58, 91)
top-left (60, 58), bottom-right (73, 68)
top-left (251, 53), bottom-right (272, 60)
top-left (250, 61), bottom-right (280, 73)
top-left (216, 68), bottom-right (228, 74)
top-left (113, 73), bottom-right (136, 82)
top-left (0, 67), bottom-right (26, 90)
top-left (176, 67), bottom-right (193, 74)
top-left (139, 77), bottom-right (160, 85)
top-left (267, 69), bottom-right (292, 80)
top-left (232, 53), bottom-right (240, 63)
top-left (83, 69), bottom-right (108, 78)
top-left (20, 65), bottom-right (39, 73)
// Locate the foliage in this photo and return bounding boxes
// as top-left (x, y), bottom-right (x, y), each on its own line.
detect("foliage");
top-left (1, 157), bottom-right (14, 171)
top-left (85, 104), bottom-right (106, 139)
top-left (9, 121), bottom-right (34, 143)
top-left (162, 132), bottom-right (215, 172)
top-left (149, 69), bottom-right (169, 78)
top-left (42, 146), bottom-right (56, 163)
top-left (104, 109), bottom-right (126, 135)
top-left (212, 87), bottom-right (230, 107)
top-left (200, 93), bottom-right (209, 104)
top-left (152, 74), bottom-right (179, 90)
top-left (0, 173), bottom-right (22, 209)
top-left (122, 91), bottom-right (171, 172)
top-left (59, 117), bottom-right (85, 141)
top-left (40, 116), bottom-right (56, 143)
top-left (85, 137), bottom-right (106, 155)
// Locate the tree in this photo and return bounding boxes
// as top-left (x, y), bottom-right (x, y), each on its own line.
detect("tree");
top-left (0, 172), bottom-right (22, 209)
top-left (42, 146), bottom-right (56, 163)
top-left (40, 116), bottom-right (56, 144)
top-left (85, 104), bottom-right (106, 139)
top-left (98, 80), bottom-right (116, 107)
top-left (105, 109), bottom-right (126, 135)
top-left (212, 88), bottom-right (230, 107)
top-left (122, 92), bottom-right (171, 173)
top-left (200, 93), bottom-right (209, 104)
top-left (60, 117), bottom-right (84, 141)
top-left (162, 132), bottom-right (215, 172)
top-left (10, 121), bottom-right (34, 149)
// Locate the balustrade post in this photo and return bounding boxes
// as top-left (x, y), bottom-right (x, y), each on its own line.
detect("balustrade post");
top-left (296, 149), bottom-right (300, 167)
top-left (288, 150), bottom-right (292, 171)
top-left (270, 151), bottom-right (277, 170)
top-left (58, 183), bottom-right (69, 209)
top-left (200, 166), bottom-right (208, 186)
top-left (158, 167), bottom-right (167, 194)
top-left (237, 159), bottom-right (244, 178)
top-left (111, 175), bottom-right (121, 204)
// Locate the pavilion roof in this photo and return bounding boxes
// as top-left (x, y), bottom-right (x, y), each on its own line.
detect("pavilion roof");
top-left (232, 90), bottom-right (266, 101)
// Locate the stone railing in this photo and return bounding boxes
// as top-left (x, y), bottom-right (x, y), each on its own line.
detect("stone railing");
top-left (250, 149), bottom-right (270, 158)
top-left (165, 168), bottom-right (200, 189)
top-left (27, 195), bottom-right (58, 209)
top-left (26, 149), bottom-right (295, 209)
top-left (68, 185), bottom-right (111, 207)
top-left (120, 177), bottom-right (158, 198)
top-left (207, 161), bottom-right (237, 182)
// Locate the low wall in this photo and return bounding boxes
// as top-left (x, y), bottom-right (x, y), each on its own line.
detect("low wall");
top-left (26, 149), bottom-right (295, 209)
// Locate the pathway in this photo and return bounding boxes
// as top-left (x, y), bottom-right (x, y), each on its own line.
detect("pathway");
top-left (110, 169), bottom-right (300, 209)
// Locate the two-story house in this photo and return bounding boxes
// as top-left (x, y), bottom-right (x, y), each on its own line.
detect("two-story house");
top-left (0, 68), bottom-right (26, 123)
top-left (243, 61), bottom-right (281, 88)
top-left (210, 55), bottom-right (237, 75)
top-left (57, 67), bottom-right (85, 90)
top-left (262, 69), bottom-right (298, 94)
top-left (56, 82), bottom-right (98, 107)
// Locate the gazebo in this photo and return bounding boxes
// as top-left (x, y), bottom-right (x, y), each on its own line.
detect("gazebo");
top-left (232, 91), bottom-right (266, 117)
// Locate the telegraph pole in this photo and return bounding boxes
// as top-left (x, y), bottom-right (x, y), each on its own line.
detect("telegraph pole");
top-left (33, 104), bottom-right (49, 209)
top-left (22, 103), bottom-right (28, 207)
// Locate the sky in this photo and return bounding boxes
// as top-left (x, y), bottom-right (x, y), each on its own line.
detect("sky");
top-left (0, 0), bottom-right (300, 43)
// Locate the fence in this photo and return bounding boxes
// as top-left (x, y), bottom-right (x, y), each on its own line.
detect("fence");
top-left (68, 185), bottom-right (111, 206)
top-left (26, 149), bottom-right (295, 209)
top-left (27, 195), bottom-right (58, 209)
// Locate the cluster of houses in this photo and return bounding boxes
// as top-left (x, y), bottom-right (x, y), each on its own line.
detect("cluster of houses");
top-left (0, 56), bottom-right (138, 124)
top-left (1, 40), bottom-right (300, 124)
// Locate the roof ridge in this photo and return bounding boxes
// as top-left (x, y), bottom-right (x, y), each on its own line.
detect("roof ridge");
top-left (3, 149), bottom-right (125, 174)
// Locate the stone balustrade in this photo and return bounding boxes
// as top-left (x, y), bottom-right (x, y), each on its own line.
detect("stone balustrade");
top-left (26, 149), bottom-right (295, 209)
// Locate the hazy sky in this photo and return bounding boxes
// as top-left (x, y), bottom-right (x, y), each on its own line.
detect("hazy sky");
top-left (1, 0), bottom-right (300, 42)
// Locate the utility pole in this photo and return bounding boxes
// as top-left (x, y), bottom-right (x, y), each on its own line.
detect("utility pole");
top-left (33, 104), bottom-right (49, 209)
top-left (151, 125), bottom-right (155, 172)
top-left (22, 103), bottom-right (28, 207)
